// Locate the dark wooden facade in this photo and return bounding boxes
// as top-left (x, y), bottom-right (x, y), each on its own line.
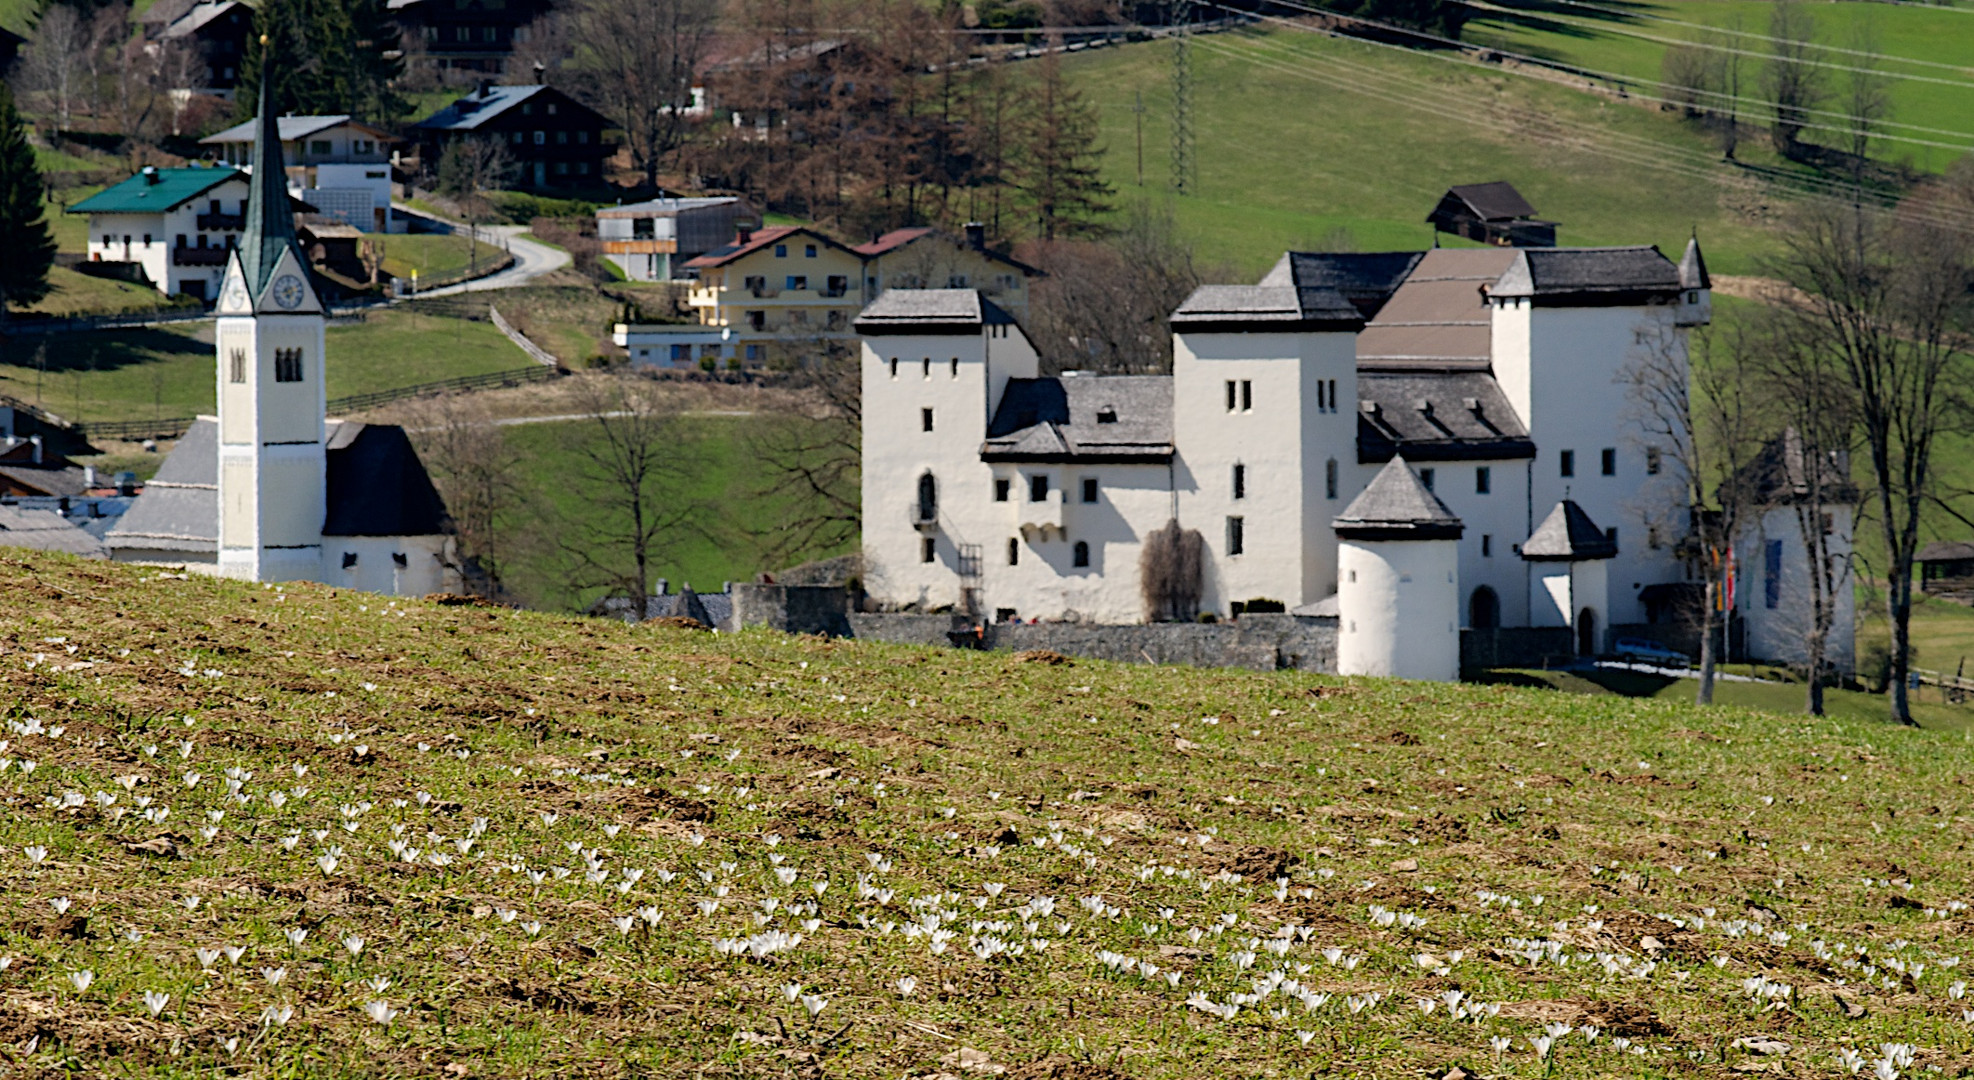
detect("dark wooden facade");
top-left (413, 84), bottom-right (614, 190)
top-left (389, 0), bottom-right (554, 74)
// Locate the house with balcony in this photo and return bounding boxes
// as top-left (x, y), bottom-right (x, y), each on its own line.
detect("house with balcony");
top-left (202, 115), bottom-right (404, 232)
top-left (412, 84), bottom-right (613, 191)
top-left (597, 197), bottom-right (748, 282)
top-left (387, 0), bottom-right (554, 75)
top-left (680, 225), bottom-right (866, 346)
top-left (68, 164), bottom-right (256, 300)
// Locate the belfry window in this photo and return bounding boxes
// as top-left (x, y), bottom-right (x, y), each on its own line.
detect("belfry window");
top-left (274, 348), bottom-right (303, 383)
top-left (229, 348), bottom-right (246, 384)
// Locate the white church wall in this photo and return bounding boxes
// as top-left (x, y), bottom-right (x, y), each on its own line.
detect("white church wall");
top-left (1337, 538), bottom-right (1459, 681)
top-left (978, 462), bottom-right (1171, 623)
top-left (1739, 506), bottom-right (1856, 675)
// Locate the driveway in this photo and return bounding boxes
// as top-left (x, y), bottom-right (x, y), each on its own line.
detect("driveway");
top-left (390, 206), bottom-right (573, 295)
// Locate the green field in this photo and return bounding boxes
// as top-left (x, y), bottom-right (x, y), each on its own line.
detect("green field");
top-left (1482, 663), bottom-right (1974, 729)
top-left (1465, 0), bottom-right (1974, 175)
top-left (490, 413), bottom-right (851, 612)
top-left (1063, 21), bottom-right (1966, 278)
top-left (0, 309), bottom-right (531, 424)
top-left (374, 233), bottom-right (507, 285)
top-left (0, 556), bottom-right (1972, 1077)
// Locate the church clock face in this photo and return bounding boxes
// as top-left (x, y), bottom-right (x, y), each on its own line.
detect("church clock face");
top-left (221, 276), bottom-right (249, 311)
top-left (271, 274), bottom-right (306, 310)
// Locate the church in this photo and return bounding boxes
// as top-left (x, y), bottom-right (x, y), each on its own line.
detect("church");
top-left (107, 57), bottom-right (459, 598)
top-left (856, 241), bottom-right (1855, 680)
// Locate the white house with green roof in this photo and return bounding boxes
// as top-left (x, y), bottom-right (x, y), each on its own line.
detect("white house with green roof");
top-left (69, 165), bottom-right (252, 301)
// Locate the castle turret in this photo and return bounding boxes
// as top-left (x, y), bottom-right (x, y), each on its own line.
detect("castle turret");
top-left (1334, 456), bottom-right (1463, 681)
top-left (1675, 235), bottom-right (1711, 327)
top-left (1521, 499), bottom-right (1616, 656)
top-left (212, 43), bottom-right (329, 581)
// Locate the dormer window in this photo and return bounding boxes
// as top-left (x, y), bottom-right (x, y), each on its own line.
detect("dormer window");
top-left (1096, 407), bottom-right (1117, 424)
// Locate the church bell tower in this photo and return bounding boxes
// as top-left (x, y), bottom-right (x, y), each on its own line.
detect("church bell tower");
top-left (213, 43), bottom-right (328, 581)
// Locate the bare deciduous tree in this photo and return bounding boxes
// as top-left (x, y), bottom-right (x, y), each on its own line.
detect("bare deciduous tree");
top-left (401, 392), bottom-right (524, 597)
top-left (1766, 195), bottom-right (1974, 726)
top-left (1022, 199), bottom-right (1209, 374)
top-left (747, 341), bottom-right (861, 566)
top-left (568, 0), bottom-right (716, 193)
top-left (1140, 518), bottom-right (1204, 622)
top-left (556, 373), bottom-right (704, 617)
top-left (18, 5), bottom-right (87, 129)
top-left (436, 136), bottom-right (516, 276)
top-left (1623, 315), bottom-right (1766, 704)
top-left (1840, 20), bottom-right (1892, 181)
top-left (1762, 0), bottom-right (1822, 155)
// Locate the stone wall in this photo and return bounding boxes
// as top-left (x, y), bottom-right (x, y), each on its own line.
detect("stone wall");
top-left (730, 583), bottom-right (855, 637)
top-left (842, 610), bottom-right (1336, 672)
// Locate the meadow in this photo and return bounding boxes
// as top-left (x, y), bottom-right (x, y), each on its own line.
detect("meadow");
top-left (0, 555), bottom-right (1969, 1077)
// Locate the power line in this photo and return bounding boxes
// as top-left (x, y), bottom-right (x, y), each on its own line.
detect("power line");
top-left (1487, 0), bottom-right (1974, 72)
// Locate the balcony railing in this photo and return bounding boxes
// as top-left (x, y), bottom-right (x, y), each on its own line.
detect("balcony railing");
top-left (172, 246), bottom-right (229, 267)
top-left (197, 212), bottom-right (245, 231)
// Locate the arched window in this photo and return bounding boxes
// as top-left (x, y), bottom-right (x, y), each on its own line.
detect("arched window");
top-left (1577, 608), bottom-right (1598, 656)
top-left (1468, 586), bottom-right (1499, 630)
top-left (1073, 541), bottom-right (1090, 568)
top-left (917, 472), bottom-right (937, 523)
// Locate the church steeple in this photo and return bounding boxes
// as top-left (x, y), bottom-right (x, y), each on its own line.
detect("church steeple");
top-left (239, 44), bottom-right (304, 298)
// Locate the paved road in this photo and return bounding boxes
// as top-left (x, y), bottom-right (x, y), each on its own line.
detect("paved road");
top-left (417, 225), bottom-right (572, 296)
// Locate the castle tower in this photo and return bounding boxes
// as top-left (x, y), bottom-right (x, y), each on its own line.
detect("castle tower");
top-left (213, 48), bottom-right (328, 582)
top-left (1521, 499), bottom-right (1617, 656)
top-left (1334, 457), bottom-right (1463, 681)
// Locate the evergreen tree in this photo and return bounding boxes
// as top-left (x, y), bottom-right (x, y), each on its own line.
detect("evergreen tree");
top-left (238, 0), bottom-right (405, 124)
top-left (1013, 47), bottom-right (1111, 241)
top-left (0, 84), bottom-right (57, 323)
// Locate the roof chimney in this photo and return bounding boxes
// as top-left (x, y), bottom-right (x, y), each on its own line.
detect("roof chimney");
top-left (964, 222), bottom-right (985, 250)
top-left (478, 79), bottom-right (494, 100)
top-left (141, 165), bottom-right (159, 185)
top-left (29, 435), bottom-right (42, 464)
top-left (735, 225), bottom-right (753, 244)
top-left (533, 60), bottom-right (546, 86)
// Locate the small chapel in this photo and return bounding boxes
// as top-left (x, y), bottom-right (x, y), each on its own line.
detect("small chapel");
top-left (107, 52), bottom-right (459, 598)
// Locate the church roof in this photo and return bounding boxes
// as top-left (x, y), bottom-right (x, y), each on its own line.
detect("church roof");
top-left (1521, 499), bottom-right (1617, 561)
top-left (1333, 457), bottom-right (1463, 540)
top-left (104, 418), bottom-right (449, 555)
top-left (983, 375), bottom-right (1174, 463)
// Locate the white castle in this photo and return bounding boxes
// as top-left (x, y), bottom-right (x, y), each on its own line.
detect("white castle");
top-left (857, 243), bottom-right (1854, 679)
top-left (108, 60), bottom-right (459, 598)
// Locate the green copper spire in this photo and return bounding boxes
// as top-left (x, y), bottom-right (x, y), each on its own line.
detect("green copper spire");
top-left (239, 42), bottom-right (302, 296)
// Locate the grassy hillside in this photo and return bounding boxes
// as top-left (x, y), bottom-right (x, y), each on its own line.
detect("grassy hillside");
top-left (1061, 23), bottom-right (1961, 278)
top-left (0, 555), bottom-right (1970, 1077)
top-left (1465, 0), bottom-right (1974, 175)
top-left (0, 310), bottom-right (531, 424)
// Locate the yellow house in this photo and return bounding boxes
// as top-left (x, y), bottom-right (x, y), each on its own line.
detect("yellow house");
top-left (682, 225), bottom-right (866, 342)
top-left (853, 224), bottom-right (1039, 321)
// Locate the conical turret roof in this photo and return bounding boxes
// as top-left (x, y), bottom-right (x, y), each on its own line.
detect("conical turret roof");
top-left (1333, 457), bottom-right (1463, 541)
top-left (1520, 500), bottom-right (1617, 561)
top-left (239, 47), bottom-right (304, 297)
top-left (1679, 236), bottom-right (1710, 290)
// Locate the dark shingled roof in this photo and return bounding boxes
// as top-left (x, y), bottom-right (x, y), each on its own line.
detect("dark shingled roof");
top-left (1257, 251), bottom-right (1425, 320)
top-left (1169, 284), bottom-right (1362, 332)
top-left (855, 288), bottom-right (1015, 334)
top-left (1521, 500), bottom-right (1617, 561)
top-left (1441, 181), bottom-right (1538, 221)
top-left (1356, 371), bottom-right (1536, 463)
top-left (1488, 246), bottom-right (1682, 305)
top-left (1725, 428), bottom-right (1858, 507)
top-left (1919, 541), bottom-right (1974, 564)
top-left (982, 376), bottom-right (1174, 463)
top-left (106, 418), bottom-right (219, 553)
top-left (323, 423), bottom-right (450, 537)
top-left (1333, 457), bottom-right (1463, 541)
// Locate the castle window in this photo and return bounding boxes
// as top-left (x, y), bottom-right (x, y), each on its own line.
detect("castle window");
top-left (1648, 526), bottom-right (1662, 549)
top-left (922, 358), bottom-right (931, 378)
top-left (1317, 380), bottom-right (1326, 411)
top-left (1081, 477), bottom-right (1098, 503)
top-left (1481, 533), bottom-right (1492, 557)
top-left (1226, 516), bottom-right (1244, 556)
top-left (1601, 448), bottom-right (1616, 476)
top-left (917, 472), bottom-right (937, 522)
top-left (1073, 540), bottom-right (1090, 568)
top-left (1476, 466), bottom-right (1490, 494)
top-left (1029, 474), bottom-right (1048, 502)
top-left (889, 357), bottom-right (898, 379)
top-left (1007, 538), bottom-right (1019, 566)
top-left (921, 408), bottom-right (933, 432)
top-left (1325, 458), bottom-right (1338, 500)
top-left (950, 358), bottom-right (959, 378)
top-left (229, 348), bottom-right (246, 384)
top-left (274, 348), bottom-right (303, 383)
top-left (1559, 450), bottom-right (1575, 477)
top-left (341, 552), bottom-right (357, 569)
top-left (392, 552), bottom-right (408, 568)
top-left (1233, 463), bottom-right (1246, 500)
top-left (1766, 539), bottom-right (1784, 609)
top-left (1225, 380), bottom-right (1237, 412)
top-left (921, 536), bottom-right (936, 563)
top-left (1647, 447), bottom-right (1662, 475)
top-left (994, 478), bottom-right (1010, 502)
top-left (1242, 380), bottom-right (1253, 412)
